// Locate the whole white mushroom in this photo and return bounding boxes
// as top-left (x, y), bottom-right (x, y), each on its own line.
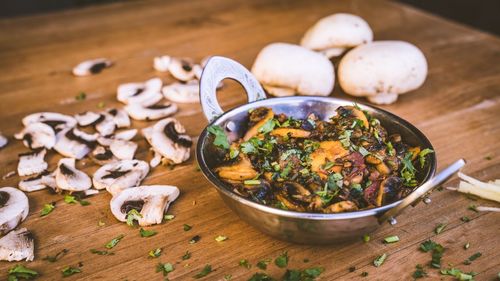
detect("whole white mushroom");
top-left (301, 13), bottom-right (373, 58)
top-left (251, 43), bottom-right (334, 97)
top-left (338, 41), bottom-right (428, 104)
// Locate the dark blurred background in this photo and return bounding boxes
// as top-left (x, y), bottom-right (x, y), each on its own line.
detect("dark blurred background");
top-left (0, 0), bottom-right (499, 36)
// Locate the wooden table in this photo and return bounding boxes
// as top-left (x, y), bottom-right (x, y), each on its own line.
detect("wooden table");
top-left (1, 0), bottom-right (499, 280)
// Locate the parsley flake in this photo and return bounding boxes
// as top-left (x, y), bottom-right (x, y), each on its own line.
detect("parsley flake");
top-left (183, 224), bottom-right (192, 231)
top-left (193, 264), bottom-right (212, 279)
top-left (373, 253), bottom-right (387, 267)
top-left (275, 251), bottom-right (289, 268)
top-left (64, 195), bottom-right (78, 204)
top-left (207, 125), bottom-right (229, 149)
top-left (148, 248), bottom-right (162, 258)
top-left (182, 251), bottom-right (191, 260)
top-left (75, 92), bottom-right (86, 101)
top-left (140, 228), bottom-right (157, 237)
top-left (43, 249), bottom-right (69, 262)
top-left (383, 235), bottom-right (400, 243)
top-left (239, 259), bottom-right (251, 269)
top-left (362, 234), bottom-right (370, 243)
top-left (126, 209), bottom-right (142, 227)
top-left (412, 264), bottom-right (427, 279)
top-left (105, 234), bottom-right (124, 249)
top-left (90, 249), bottom-right (114, 256)
top-left (61, 266), bottom-right (81, 277)
top-left (156, 262), bottom-right (174, 276)
top-left (463, 252), bottom-right (481, 265)
top-left (215, 235), bottom-right (228, 242)
top-left (164, 214), bottom-right (175, 221)
top-left (40, 202), bottom-right (55, 216)
top-left (256, 259), bottom-right (271, 270)
top-left (435, 223), bottom-right (447, 234)
top-left (8, 265), bottom-right (39, 280)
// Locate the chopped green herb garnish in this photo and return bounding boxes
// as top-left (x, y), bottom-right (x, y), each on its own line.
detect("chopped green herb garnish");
top-left (61, 266), bottom-right (81, 277)
top-left (435, 223), bottom-right (447, 234)
top-left (274, 251), bottom-right (289, 268)
top-left (8, 265), bottom-right (38, 280)
top-left (412, 264), bottom-right (427, 279)
top-left (156, 262), bottom-right (174, 276)
top-left (183, 224), bottom-right (192, 231)
top-left (256, 259), bottom-right (271, 270)
top-left (362, 234), bottom-right (370, 243)
top-left (282, 267), bottom-right (324, 281)
top-left (259, 119), bottom-right (278, 134)
top-left (79, 200), bottom-right (90, 206)
top-left (468, 204), bottom-right (478, 212)
top-left (248, 273), bottom-right (275, 281)
top-left (207, 125), bottom-right (229, 149)
top-left (418, 148), bottom-right (434, 168)
top-left (239, 259), bottom-right (251, 269)
top-left (164, 214), bottom-right (175, 221)
top-left (440, 268), bottom-right (477, 280)
top-left (431, 244), bottom-right (445, 268)
top-left (90, 249), bottom-right (114, 255)
top-left (126, 209), bottom-right (142, 227)
top-left (401, 152), bottom-right (417, 186)
top-left (105, 234), bottom-right (124, 249)
top-left (75, 92), bottom-right (86, 101)
top-left (215, 235), bottom-right (228, 242)
top-left (41, 202), bottom-right (55, 216)
top-left (229, 147), bottom-right (240, 159)
top-left (420, 240), bottom-right (438, 252)
top-left (182, 251), bottom-right (191, 260)
top-left (461, 216), bottom-right (471, 222)
top-left (193, 264), bottom-right (212, 279)
top-left (64, 195), bottom-right (78, 204)
top-left (373, 253), bottom-right (387, 267)
top-left (148, 248), bottom-right (162, 258)
top-left (383, 235), bottom-right (400, 243)
top-left (224, 274), bottom-right (233, 280)
top-left (140, 228), bottom-right (157, 237)
top-left (463, 252), bottom-right (481, 265)
top-left (98, 220), bottom-right (105, 227)
top-left (43, 249), bottom-right (69, 262)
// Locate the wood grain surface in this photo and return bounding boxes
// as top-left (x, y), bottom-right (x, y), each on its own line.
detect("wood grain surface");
top-left (1, 0), bottom-right (499, 280)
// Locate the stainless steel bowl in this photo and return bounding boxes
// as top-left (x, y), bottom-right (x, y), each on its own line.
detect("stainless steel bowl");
top-left (196, 56), bottom-right (463, 244)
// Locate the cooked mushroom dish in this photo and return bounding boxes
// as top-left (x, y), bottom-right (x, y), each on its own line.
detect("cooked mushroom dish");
top-left (208, 105), bottom-right (433, 213)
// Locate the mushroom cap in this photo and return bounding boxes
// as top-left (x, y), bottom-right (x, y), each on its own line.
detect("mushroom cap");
top-left (92, 160), bottom-right (149, 195)
top-left (110, 185), bottom-right (179, 226)
top-left (300, 13), bottom-right (373, 54)
top-left (0, 227), bottom-right (34, 261)
top-left (0, 187), bottom-right (29, 236)
top-left (55, 158), bottom-right (92, 191)
top-left (18, 171), bottom-right (52, 192)
top-left (150, 118), bottom-right (192, 164)
top-left (14, 122), bottom-right (56, 150)
top-left (107, 108), bottom-right (131, 128)
top-left (251, 43), bottom-right (335, 96)
top-left (338, 40), bottom-right (428, 104)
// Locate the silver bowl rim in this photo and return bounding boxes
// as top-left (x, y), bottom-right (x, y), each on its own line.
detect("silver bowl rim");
top-left (196, 96), bottom-right (437, 221)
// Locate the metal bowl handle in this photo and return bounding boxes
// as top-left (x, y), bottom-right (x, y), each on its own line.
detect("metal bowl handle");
top-left (199, 56), bottom-right (267, 122)
top-left (378, 159), bottom-right (466, 224)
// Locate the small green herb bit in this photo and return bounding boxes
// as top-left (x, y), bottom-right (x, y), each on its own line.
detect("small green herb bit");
top-left (468, 204), bottom-right (478, 212)
top-left (412, 264), bottom-right (427, 279)
top-left (274, 251), bottom-right (289, 268)
top-left (75, 92), bottom-right (86, 101)
top-left (249, 272), bottom-right (276, 281)
top-left (239, 259), bottom-right (251, 269)
top-left (256, 259), bottom-right (271, 270)
top-left (362, 234), bottom-right (370, 243)
top-left (61, 266), bottom-right (81, 277)
top-left (373, 253), bottom-right (387, 267)
top-left (207, 125), bottom-right (229, 149)
top-left (182, 250), bottom-right (191, 260)
top-left (435, 223), bottom-right (447, 234)
top-left (418, 148), bottom-right (434, 168)
top-left (64, 195), bottom-right (78, 204)
top-left (361, 271), bottom-right (369, 277)
top-left (463, 252), bottom-right (482, 265)
top-left (193, 264), bottom-right (212, 279)
top-left (224, 274), bottom-right (233, 280)
top-left (440, 268), bottom-right (477, 280)
top-left (148, 248), bottom-right (162, 258)
top-left (461, 216), bottom-right (471, 222)
top-left (97, 101), bottom-right (106, 108)
top-left (215, 235), bottom-right (228, 242)
top-left (40, 202), bottom-right (55, 216)
top-left (164, 214), bottom-right (175, 221)
top-left (43, 248), bottom-right (69, 262)
top-left (244, 179), bottom-right (261, 185)
top-left (8, 264), bottom-right (38, 280)
top-left (90, 249), bottom-right (114, 256)
top-left (140, 228), bottom-right (157, 237)
top-left (420, 240), bottom-right (438, 252)
top-left (126, 209), bottom-right (142, 226)
top-left (383, 235), bottom-right (400, 243)
top-left (156, 262), bottom-right (174, 276)
top-left (105, 234), bottom-right (124, 249)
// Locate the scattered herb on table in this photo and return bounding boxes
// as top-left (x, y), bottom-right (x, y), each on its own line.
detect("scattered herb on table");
top-left (182, 251), bottom-right (191, 260)
top-left (105, 234), bottom-right (124, 249)
top-left (8, 265), bottom-right (38, 280)
top-left (239, 259), bottom-right (251, 269)
top-left (183, 224), bottom-right (192, 231)
top-left (79, 199), bottom-right (90, 206)
top-left (149, 248), bottom-right (162, 258)
top-left (362, 234), bottom-right (370, 243)
top-left (373, 253), bottom-right (387, 267)
top-left (224, 274), bottom-right (233, 280)
top-left (468, 204), bottom-right (478, 212)
top-left (256, 259), bottom-right (271, 270)
top-left (348, 266), bottom-right (356, 272)
top-left (303, 258), bottom-right (309, 263)
top-left (140, 228), bottom-right (157, 237)
top-left (463, 252), bottom-right (482, 265)
top-left (64, 195), bottom-right (78, 204)
top-left (440, 268), bottom-right (477, 280)
top-left (435, 223), bottom-right (447, 234)
top-left (90, 249), bottom-right (114, 256)
top-left (461, 216), bottom-right (470, 222)
top-left (248, 272), bottom-right (275, 281)
top-left (215, 235), bottom-right (228, 242)
top-left (41, 202), bottom-right (55, 216)
top-left (412, 264), bottom-right (427, 279)
top-left (282, 267), bottom-right (324, 281)
top-left (193, 264), bottom-right (212, 279)
top-left (383, 235), bottom-right (400, 243)
top-left (207, 125), bottom-right (229, 149)
top-left (61, 266), bottom-right (81, 277)
top-left (361, 272), bottom-right (369, 277)
top-left (164, 214), bottom-right (175, 221)
top-left (75, 92), bottom-right (86, 101)
top-left (156, 263), bottom-right (174, 276)
top-left (275, 251), bottom-right (289, 268)
top-left (420, 240), bottom-right (445, 268)
top-left (98, 220), bottom-right (105, 227)
top-left (126, 209), bottom-right (142, 227)
top-left (43, 249), bottom-right (69, 262)
top-left (189, 235), bottom-right (201, 244)
top-left (484, 156), bottom-right (492, 160)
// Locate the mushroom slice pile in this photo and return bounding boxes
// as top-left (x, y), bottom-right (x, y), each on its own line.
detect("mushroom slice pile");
top-left (75, 111), bottom-right (102, 126)
top-left (0, 187), bottom-right (29, 236)
top-left (18, 171), bottom-right (54, 192)
top-left (0, 132), bottom-right (7, 149)
top-left (22, 112), bottom-right (76, 132)
top-left (124, 102), bottom-right (178, 121)
top-left (117, 77), bottom-right (163, 106)
top-left (0, 228), bottom-right (34, 262)
top-left (149, 118), bottom-right (192, 164)
top-left (110, 185), bottom-right (179, 226)
top-left (55, 158), bottom-right (92, 192)
top-left (93, 160), bottom-right (149, 195)
top-left (162, 80), bottom-right (200, 103)
top-left (167, 58), bottom-right (201, 82)
top-left (72, 58), bottom-right (112, 77)
top-left (300, 13), bottom-right (373, 58)
top-left (90, 146), bottom-right (117, 165)
top-left (14, 122), bottom-right (56, 150)
top-left (54, 128), bottom-right (97, 159)
top-left (97, 129), bottom-right (137, 146)
top-left (109, 139), bottom-right (137, 160)
top-left (17, 149), bottom-right (48, 177)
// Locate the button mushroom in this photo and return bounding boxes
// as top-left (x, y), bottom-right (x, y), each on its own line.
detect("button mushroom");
top-left (251, 43), bottom-right (335, 97)
top-left (97, 128), bottom-right (137, 147)
top-left (74, 111), bottom-right (102, 126)
top-left (0, 228), bottom-right (34, 262)
top-left (124, 102), bottom-right (178, 121)
top-left (72, 58), bottom-right (112, 76)
top-left (54, 128), bottom-right (97, 159)
top-left (93, 160), bottom-right (149, 195)
top-left (300, 13), bottom-right (373, 58)
top-left (106, 108), bottom-right (131, 128)
top-left (22, 112), bottom-right (77, 132)
top-left (148, 118), bottom-right (192, 164)
top-left (17, 149), bottom-right (48, 177)
top-left (0, 187), bottom-right (29, 236)
top-left (14, 122), bottom-right (56, 150)
top-left (117, 77), bottom-right (163, 107)
top-left (55, 158), bottom-right (92, 192)
top-left (338, 41), bottom-right (428, 104)
top-left (110, 185), bottom-right (180, 226)
top-left (162, 80), bottom-right (200, 103)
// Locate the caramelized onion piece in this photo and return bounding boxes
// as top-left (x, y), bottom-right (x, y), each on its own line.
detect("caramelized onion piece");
top-left (243, 108), bottom-right (274, 141)
top-left (216, 155), bottom-right (258, 181)
top-left (270, 128), bottom-right (311, 138)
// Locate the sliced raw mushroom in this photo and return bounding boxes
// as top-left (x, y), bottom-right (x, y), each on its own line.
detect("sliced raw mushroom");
top-left (55, 158), bottom-right (92, 192)
top-left (22, 112), bottom-right (76, 132)
top-left (17, 149), bottom-right (48, 177)
top-left (300, 13), bottom-right (373, 58)
top-left (153, 55), bottom-right (171, 72)
top-left (97, 129), bottom-right (137, 146)
top-left (117, 77), bottom-right (163, 107)
top-left (168, 58), bottom-right (201, 82)
top-left (14, 122), bottom-right (56, 150)
top-left (110, 185), bottom-right (179, 226)
top-left (74, 111), bottom-right (102, 126)
top-left (54, 128), bottom-right (97, 159)
top-left (93, 160), bottom-right (149, 195)
top-left (0, 228), bottom-right (34, 262)
top-left (162, 80), bottom-right (199, 103)
top-left (72, 58), bottom-right (112, 77)
top-left (95, 113), bottom-right (116, 136)
top-left (109, 139), bottom-right (137, 160)
top-left (0, 132), bottom-right (7, 149)
top-left (251, 43), bottom-right (334, 96)
top-left (18, 171), bottom-right (54, 192)
top-left (106, 108), bottom-right (131, 128)
top-left (150, 118), bottom-right (192, 164)
top-left (124, 102), bottom-right (178, 121)
top-left (0, 187), bottom-right (29, 236)
top-left (90, 146), bottom-right (117, 165)
top-left (149, 149), bottom-right (162, 168)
